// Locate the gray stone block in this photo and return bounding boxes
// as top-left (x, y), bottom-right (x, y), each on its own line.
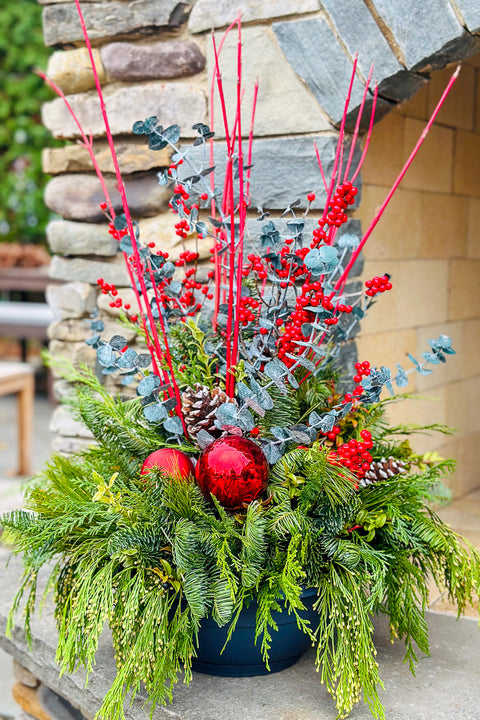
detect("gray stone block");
top-left (48, 340), bottom-right (97, 373)
top-left (320, 0), bottom-right (399, 81)
top-left (454, 0), bottom-right (480, 33)
top-left (100, 41), bottom-right (205, 81)
top-left (368, 0), bottom-right (468, 70)
top-left (48, 317), bottom-right (137, 344)
top-left (49, 406), bottom-right (94, 440)
top-left (189, 0), bottom-right (320, 33)
top-left (42, 0), bottom-right (190, 46)
top-left (46, 281), bottom-right (97, 320)
top-left (46, 219), bottom-right (117, 256)
top-left (273, 18), bottom-right (366, 126)
top-left (42, 82), bottom-right (206, 140)
top-left (42, 139), bottom-right (171, 176)
top-left (179, 135), bottom-right (362, 211)
top-left (320, 0), bottom-right (427, 103)
top-left (49, 255), bottom-right (131, 286)
top-left (47, 319), bottom-right (91, 343)
top-left (44, 174), bottom-right (169, 222)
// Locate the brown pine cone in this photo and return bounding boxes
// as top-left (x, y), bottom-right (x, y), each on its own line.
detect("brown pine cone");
top-left (359, 456), bottom-right (408, 488)
top-left (181, 384), bottom-right (236, 440)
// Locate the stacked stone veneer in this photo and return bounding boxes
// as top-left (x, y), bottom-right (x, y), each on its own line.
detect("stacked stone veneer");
top-left (39, 0), bottom-right (480, 490)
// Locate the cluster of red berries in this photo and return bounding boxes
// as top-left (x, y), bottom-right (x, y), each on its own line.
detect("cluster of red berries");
top-left (276, 281), bottom-right (355, 365)
top-left (273, 246), bottom-right (310, 288)
top-left (97, 278), bottom-right (117, 296)
top-left (174, 250), bottom-right (200, 267)
top-left (173, 183), bottom-right (189, 201)
top-left (343, 361), bottom-right (371, 401)
top-left (106, 220), bottom-right (129, 242)
top-left (353, 360), bottom-right (371, 383)
top-left (320, 424), bottom-right (342, 442)
top-left (326, 182), bottom-right (358, 228)
top-left (276, 281), bottom-right (323, 364)
top-left (312, 225), bottom-right (327, 244)
top-left (178, 290), bottom-right (203, 310)
top-left (310, 182), bottom-right (359, 248)
top-left (365, 275), bottom-right (392, 297)
top-left (168, 159), bottom-right (184, 174)
top-left (174, 218), bottom-right (191, 239)
top-left (238, 296), bottom-right (260, 326)
top-left (244, 254), bottom-right (267, 280)
top-left (329, 429), bottom-right (373, 480)
top-left (97, 278), bottom-right (137, 321)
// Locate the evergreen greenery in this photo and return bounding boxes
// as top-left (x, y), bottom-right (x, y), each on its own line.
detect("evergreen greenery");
top-left (3, 365), bottom-right (480, 720)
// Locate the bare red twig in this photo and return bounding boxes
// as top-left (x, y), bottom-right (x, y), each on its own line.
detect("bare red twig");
top-left (73, 0), bottom-right (187, 435)
top-left (333, 65), bottom-right (461, 296)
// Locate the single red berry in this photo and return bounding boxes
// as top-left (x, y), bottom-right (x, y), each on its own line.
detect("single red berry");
top-left (307, 192), bottom-right (316, 202)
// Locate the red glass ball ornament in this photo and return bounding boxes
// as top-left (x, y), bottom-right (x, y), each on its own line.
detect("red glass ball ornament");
top-left (195, 435), bottom-right (269, 509)
top-left (141, 448), bottom-right (195, 480)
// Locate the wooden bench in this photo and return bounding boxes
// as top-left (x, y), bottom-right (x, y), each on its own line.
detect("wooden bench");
top-left (0, 362), bottom-right (34, 476)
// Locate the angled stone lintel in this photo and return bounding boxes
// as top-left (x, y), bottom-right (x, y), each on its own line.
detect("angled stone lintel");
top-left (320, 0), bottom-right (429, 104)
top-left (272, 18), bottom-right (367, 126)
top-left (367, 0), bottom-right (475, 71)
top-left (450, 0), bottom-right (480, 34)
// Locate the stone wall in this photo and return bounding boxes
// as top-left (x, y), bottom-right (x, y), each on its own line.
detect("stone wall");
top-left (40, 0), bottom-right (480, 491)
top-left (356, 55), bottom-right (480, 498)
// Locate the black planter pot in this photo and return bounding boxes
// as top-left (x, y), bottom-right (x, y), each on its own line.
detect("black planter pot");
top-left (192, 587), bottom-right (318, 677)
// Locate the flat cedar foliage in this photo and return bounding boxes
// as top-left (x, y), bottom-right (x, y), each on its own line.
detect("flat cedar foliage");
top-left (3, 364), bottom-right (480, 720)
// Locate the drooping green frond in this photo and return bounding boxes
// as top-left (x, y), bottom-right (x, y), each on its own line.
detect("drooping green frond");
top-left (4, 377), bottom-right (480, 720)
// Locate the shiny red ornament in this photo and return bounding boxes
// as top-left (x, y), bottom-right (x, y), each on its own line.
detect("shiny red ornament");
top-left (141, 448), bottom-right (195, 480)
top-left (195, 435), bottom-right (269, 509)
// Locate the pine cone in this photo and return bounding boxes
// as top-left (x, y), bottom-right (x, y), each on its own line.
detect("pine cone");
top-left (181, 384), bottom-right (236, 440)
top-left (359, 456), bottom-right (408, 488)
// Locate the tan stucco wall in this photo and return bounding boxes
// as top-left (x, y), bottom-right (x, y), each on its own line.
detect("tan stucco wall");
top-left (355, 56), bottom-right (480, 498)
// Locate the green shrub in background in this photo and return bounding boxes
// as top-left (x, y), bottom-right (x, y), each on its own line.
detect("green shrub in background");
top-left (0, 0), bottom-right (58, 246)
